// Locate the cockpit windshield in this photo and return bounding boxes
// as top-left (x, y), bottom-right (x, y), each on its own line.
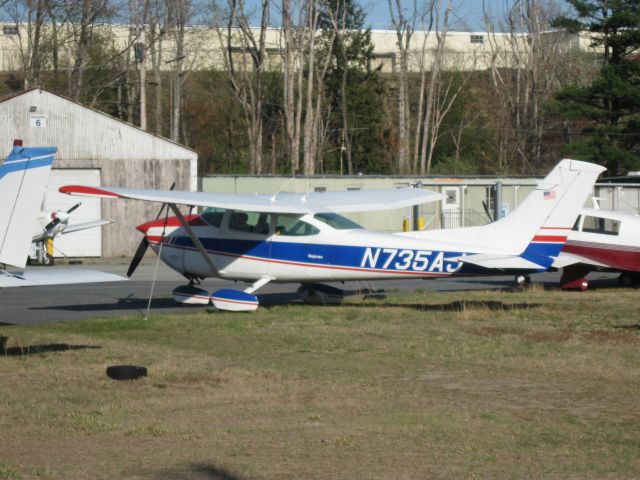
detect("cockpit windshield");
top-left (314, 213), bottom-right (362, 230)
top-left (201, 207), bottom-right (226, 227)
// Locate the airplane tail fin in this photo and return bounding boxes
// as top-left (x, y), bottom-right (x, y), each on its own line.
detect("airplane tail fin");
top-left (0, 144), bottom-right (57, 269)
top-left (494, 159), bottom-right (605, 269)
top-left (429, 159), bottom-right (605, 271)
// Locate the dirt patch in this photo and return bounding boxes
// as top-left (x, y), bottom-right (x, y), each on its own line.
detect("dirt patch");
top-left (581, 329), bottom-right (640, 345)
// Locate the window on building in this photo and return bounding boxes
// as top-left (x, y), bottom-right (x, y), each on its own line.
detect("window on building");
top-left (470, 35), bottom-right (484, 44)
top-left (581, 215), bottom-right (620, 235)
top-left (3, 26), bottom-right (18, 35)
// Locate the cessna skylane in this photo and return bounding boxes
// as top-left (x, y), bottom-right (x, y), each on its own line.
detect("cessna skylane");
top-left (60, 159), bottom-right (604, 311)
top-left (0, 141), bottom-right (124, 287)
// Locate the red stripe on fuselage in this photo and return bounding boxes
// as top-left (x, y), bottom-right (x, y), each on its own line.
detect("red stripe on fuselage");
top-left (532, 235), bottom-right (567, 243)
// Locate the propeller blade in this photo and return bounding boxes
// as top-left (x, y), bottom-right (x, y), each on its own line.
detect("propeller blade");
top-left (127, 237), bottom-right (149, 277)
top-left (66, 202), bottom-right (81, 214)
top-left (128, 182), bottom-right (174, 277)
top-left (43, 217), bottom-right (61, 232)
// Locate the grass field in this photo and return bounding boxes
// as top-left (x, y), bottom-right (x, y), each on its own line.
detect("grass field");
top-left (1, 287), bottom-right (639, 479)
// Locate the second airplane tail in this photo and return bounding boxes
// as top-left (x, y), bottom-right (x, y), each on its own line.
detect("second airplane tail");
top-left (413, 159), bottom-right (606, 271)
top-left (0, 143), bottom-right (57, 269)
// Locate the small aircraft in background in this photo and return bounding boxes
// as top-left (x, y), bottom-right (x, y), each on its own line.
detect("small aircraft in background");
top-left (29, 202), bottom-right (112, 266)
top-left (554, 207), bottom-right (640, 290)
top-left (0, 141), bottom-right (124, 287)
top-left (61, 159), bottom-right (604, 311)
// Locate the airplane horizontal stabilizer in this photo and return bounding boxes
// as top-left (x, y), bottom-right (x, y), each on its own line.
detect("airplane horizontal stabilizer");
top-left (0, 269), bottom-right (126, 288)
top-left (445, 254), bottom-right (546, 270)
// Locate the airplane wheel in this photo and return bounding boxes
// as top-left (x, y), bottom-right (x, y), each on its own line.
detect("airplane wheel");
top-left (44, 254), bottom-right (54, 266)
top-left (618, 273), bottom-right (639, 287)
top-left (106, 365), bottom-right (147, 381)
top-left (515, 274), bottom-right (531, 286)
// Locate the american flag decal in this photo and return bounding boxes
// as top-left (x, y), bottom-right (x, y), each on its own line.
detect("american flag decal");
top-left (544, 190), bottom-right (556, 200)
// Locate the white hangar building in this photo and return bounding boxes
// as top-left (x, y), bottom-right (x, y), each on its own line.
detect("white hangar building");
top-left (0, 88), bottom-right (198, 258)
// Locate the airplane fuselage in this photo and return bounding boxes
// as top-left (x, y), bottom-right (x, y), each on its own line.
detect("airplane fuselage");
top-left (144, 216), bottom-right (470, 282)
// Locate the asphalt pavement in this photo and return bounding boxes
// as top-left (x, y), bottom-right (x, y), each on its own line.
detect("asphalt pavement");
top-left (0, 258), bottom-right (621, 326)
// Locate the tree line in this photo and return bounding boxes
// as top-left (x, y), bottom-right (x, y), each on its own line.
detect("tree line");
top-left (1, 0), bottom-right (638, 176)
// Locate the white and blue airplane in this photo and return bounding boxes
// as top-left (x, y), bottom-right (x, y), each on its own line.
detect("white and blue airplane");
top-left (60, 159), bottom-right (605, 311)
top-left (0, 141), bottom-right (124, 287)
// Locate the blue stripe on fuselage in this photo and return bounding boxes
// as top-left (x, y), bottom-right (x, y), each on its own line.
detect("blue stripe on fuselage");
top-left (169, 235), bottom-right (466, 274)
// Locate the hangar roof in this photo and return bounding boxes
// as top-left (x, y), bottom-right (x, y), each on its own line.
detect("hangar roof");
top-left (0, 88), bottom-right (197, 162)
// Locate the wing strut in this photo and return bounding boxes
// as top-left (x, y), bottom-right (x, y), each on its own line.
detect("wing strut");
top-left (167, 204), bottom-right (218, 276)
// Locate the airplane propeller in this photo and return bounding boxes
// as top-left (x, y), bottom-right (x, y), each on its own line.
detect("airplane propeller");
top-left (126, 182), bottom-right (176, 278)
top-left (43, 202), bottom-right (81, 232)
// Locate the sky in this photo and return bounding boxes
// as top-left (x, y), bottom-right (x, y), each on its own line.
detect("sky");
top-left (359, 0), bottom-right (571, 32)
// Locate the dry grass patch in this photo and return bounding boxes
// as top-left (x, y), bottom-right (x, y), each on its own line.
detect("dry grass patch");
top-left (0, 288), bottom-right (639, 479)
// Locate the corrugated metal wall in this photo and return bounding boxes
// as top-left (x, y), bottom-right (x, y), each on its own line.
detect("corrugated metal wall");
top-left (0, 88), bottom-right (198, 257)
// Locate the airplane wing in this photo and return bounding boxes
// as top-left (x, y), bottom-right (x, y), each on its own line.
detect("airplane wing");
top-left (59, 185), bottom-right (446, 213)
top-left (445, 253), bottom-right (547, 270)
top-left (31, 220), bottom-right (113, 243)
top-left (61, 219), bottom-right (113, 235)
top-left (0, 269), bottom-right (126, 288)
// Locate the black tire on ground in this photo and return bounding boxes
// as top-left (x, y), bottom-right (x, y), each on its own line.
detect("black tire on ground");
top-left (515, 274), bottom-right (531, 286)
top-left (106, 365), bottom-right (147, 381)
top-left (618, 272), bottom-right (634, 287)
top-left (45, 254), bottom-right (54, 266)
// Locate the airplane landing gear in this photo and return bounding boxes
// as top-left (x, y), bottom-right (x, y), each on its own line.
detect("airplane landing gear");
top-left (560, 265), bottom-right (592, 291)
top-left (514, 274), bottom-right (531, 287)
top-left (618, 272), bottom-right (640, 287)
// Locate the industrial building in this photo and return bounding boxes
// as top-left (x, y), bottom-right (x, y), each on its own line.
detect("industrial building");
top-left (202, 174), bottom-right (640, 234)
top-left (0, 88), bottom-right (198, 257)
top-left (201, 174), bottom-right (540, 233)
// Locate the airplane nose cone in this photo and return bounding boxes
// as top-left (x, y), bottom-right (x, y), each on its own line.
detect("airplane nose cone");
top-left (135, 215), bottom-right (204, 235)
top-left (136, 219), bottom-right (156, 234)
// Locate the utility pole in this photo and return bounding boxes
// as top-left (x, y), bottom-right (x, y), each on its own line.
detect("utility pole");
top-left (135, 29), bottom-right (147, 131)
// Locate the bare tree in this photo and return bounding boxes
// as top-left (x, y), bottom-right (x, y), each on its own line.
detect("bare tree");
top-left (148, 0), bottom-right (168, 135)
top-left (66, 0), bottom-right (113, 100)
top-left (213, 0), bottom-right (270, 173)
top-left (485, 0), bottom-right (566, 171)
top-left (418, 0), bottom-right (451, 174)
top-left (388, 0), bottom-right (417, 174)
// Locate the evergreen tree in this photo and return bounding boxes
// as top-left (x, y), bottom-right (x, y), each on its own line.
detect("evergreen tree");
top-left (553, 0), bottom-right (640, 174)
top-left (318, 0), bottom-right (389, 174)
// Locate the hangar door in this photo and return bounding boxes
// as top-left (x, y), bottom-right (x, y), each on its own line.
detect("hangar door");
top-left (44, 169), bottom-right (103, 257)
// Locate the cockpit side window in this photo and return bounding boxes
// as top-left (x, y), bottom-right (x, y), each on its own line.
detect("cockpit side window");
top-left (201, 207), bottom-right (226, 227)
top-left (274, 214), bottom-right (320, 236)
top-left (229, 211), bottom-right (271, 235)
top-left (313, 213), bottom-right (362, 230)
top-left (572, 215), bottom-right (582, 231)
top-left (581, 215), bottom-right (620, 235)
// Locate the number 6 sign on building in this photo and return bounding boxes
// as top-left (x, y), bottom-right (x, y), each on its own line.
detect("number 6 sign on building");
top-left (30, 114), bottom-right (47, 127)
